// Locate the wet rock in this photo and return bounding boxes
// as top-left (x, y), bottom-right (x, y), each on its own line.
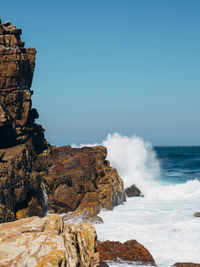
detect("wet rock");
top-left (173, 263), bottom-right (200, 267)
top-left (0, 215), bottom-right (100, 267)
top-left (125, 184), bottom-right (142, 197)
top-left (194, 212), bottom-right (200, 217)
top-left (99, 262), bottom-right (109, 267)
top-left (96, 240), bottom-right (156, 266)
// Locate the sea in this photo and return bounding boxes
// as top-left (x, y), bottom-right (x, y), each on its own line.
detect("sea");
top-left (88, 133), bottom-right (200, 267)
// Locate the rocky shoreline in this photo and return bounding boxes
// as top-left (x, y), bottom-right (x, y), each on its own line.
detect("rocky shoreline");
top-left (0, 19), bottom-right (198, 267)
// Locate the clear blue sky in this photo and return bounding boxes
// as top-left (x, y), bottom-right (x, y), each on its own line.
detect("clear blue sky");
top-left (1, 0), bottom-right (200, 146)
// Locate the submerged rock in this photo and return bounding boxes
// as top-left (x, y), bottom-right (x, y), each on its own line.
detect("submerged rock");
top-left (125, 184), bottom-right (142, 197)
top-left (173, 263), bottom-right (200, 267)
top-left (96, 240), bottom-right (156, 266)
top-left (0, 215), bottom-right (100, 267)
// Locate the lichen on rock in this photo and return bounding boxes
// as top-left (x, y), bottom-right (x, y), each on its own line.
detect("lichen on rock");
top-left (0, 215), bottom-right (100, 267)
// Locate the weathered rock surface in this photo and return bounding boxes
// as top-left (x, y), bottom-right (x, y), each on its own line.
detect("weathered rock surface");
top-left (0, 19), bottom-right (47, 152)
top-left (96, 240), bottom-right (156, 266)
top-left (0, 214), bottom-right (100, 267)
top-left (173, 263), bottom-right (200, 267)
top-left (0, 204), bottom-right (15, 223)
top-left (125, 184), bottom-right (142, 197)
top-left (0, 19), bottom-right (48, 222)
top-left (0, 140), bottom-right (48, 221)
top-left (41, 145), bottom-right (126, 222)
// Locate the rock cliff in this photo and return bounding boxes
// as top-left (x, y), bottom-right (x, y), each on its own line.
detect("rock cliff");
top-left (0, 19), bottom-right (47, 152)
top-left (0, 19), bottom-right (125, 223)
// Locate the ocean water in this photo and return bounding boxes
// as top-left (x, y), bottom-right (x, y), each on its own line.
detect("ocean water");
top-left (93, 133), bottom-right (200, 267)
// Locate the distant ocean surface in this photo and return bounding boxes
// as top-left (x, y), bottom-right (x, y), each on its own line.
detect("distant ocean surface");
top-left (92, 134), bottom-right (200, 267)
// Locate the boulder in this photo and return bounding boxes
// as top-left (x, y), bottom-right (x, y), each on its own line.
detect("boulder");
top-left (194, 212), bottom-right (200, 217)
top-left (96, 240), bottom-right (156, 266)
top-left (0, 215), bottom-right (100, 267)
top-left (125, 184), bottom-right (142, 197)
top-left (42, 145), bottom-right (126, 222)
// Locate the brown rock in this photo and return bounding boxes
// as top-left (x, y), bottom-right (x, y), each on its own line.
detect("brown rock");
top-left (0, 215), bottom-right (100, 267)
top-left (52, 184), bottom-right (80, 212)
top-left (0, 141), bottom-right (47, 221)
top-left (0, 204), bottom-right (15, 223)
top-left (173, 263), bottom-right (200, 267)
top-left (0, 19), bottom-right (47, 152)
top-left (194, 212), bottom-right (200, 217)
top-left (96, 240), bottom-right (156, 266)
top-left (99, 262), bottom-right (109, 267)
top-left (43, 145), bottom-right (126, 221)
top-left (125, 184), bottom-right (142, 197)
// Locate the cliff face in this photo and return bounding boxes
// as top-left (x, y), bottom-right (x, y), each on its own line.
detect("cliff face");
top-left (0, 19), bottom-right (47, 152)
top-left (0, 19), bottom-right (125, 223)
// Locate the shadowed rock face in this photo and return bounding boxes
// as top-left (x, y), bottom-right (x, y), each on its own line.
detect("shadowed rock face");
top-left (0, 19), bottom-right (47, 152)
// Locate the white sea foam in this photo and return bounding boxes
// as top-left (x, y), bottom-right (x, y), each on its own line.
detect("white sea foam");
top-left (84, 133), bottom-right (200, 267)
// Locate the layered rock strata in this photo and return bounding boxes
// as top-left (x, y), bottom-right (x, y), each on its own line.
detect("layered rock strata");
top-left (0, 19), bottom-right (47, 152)
top-left (0, 215), bottom-right (100, 267)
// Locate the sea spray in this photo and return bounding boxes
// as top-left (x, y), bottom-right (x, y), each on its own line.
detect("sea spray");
top-left (92, 134), bottom-right (200, 266)
top-left (102, 133), bottom-right (161, 191)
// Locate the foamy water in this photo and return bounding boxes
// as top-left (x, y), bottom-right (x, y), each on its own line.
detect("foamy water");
top-left (92, 133), bottom-right (200, 267)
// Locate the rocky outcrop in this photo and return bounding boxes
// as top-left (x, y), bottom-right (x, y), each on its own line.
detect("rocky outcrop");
top-left (0, 19), bottom-right (47, 152)
top-left (96, 240), bottom-right (156, 266)
top-left (125, 184), bottom-right (142, 197)
top-left (40, 145), bottom-right (126, 222)
top-left (0, 18), bottom-right (125, 223)
top-left (0, 215), bottom-right (100, 266)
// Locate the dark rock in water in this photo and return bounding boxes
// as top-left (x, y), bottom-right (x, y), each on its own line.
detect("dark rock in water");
top-left (99, 261), bottom-right (109, 267)
top-left (96, 240), bottom-right (156, 266)
top-left (194, 212), bottom-right (200, 217)
top-left (125, 184), bottom-right (142, 197)
top-left (173, 263), bottom-right (200, 267)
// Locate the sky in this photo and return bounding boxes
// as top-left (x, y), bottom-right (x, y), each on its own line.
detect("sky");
top-left (1, 0), bottom-right (200, 146)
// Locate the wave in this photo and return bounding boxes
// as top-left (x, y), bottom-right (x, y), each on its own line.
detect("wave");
top-left (74, 132), bottom-right (200, 203)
